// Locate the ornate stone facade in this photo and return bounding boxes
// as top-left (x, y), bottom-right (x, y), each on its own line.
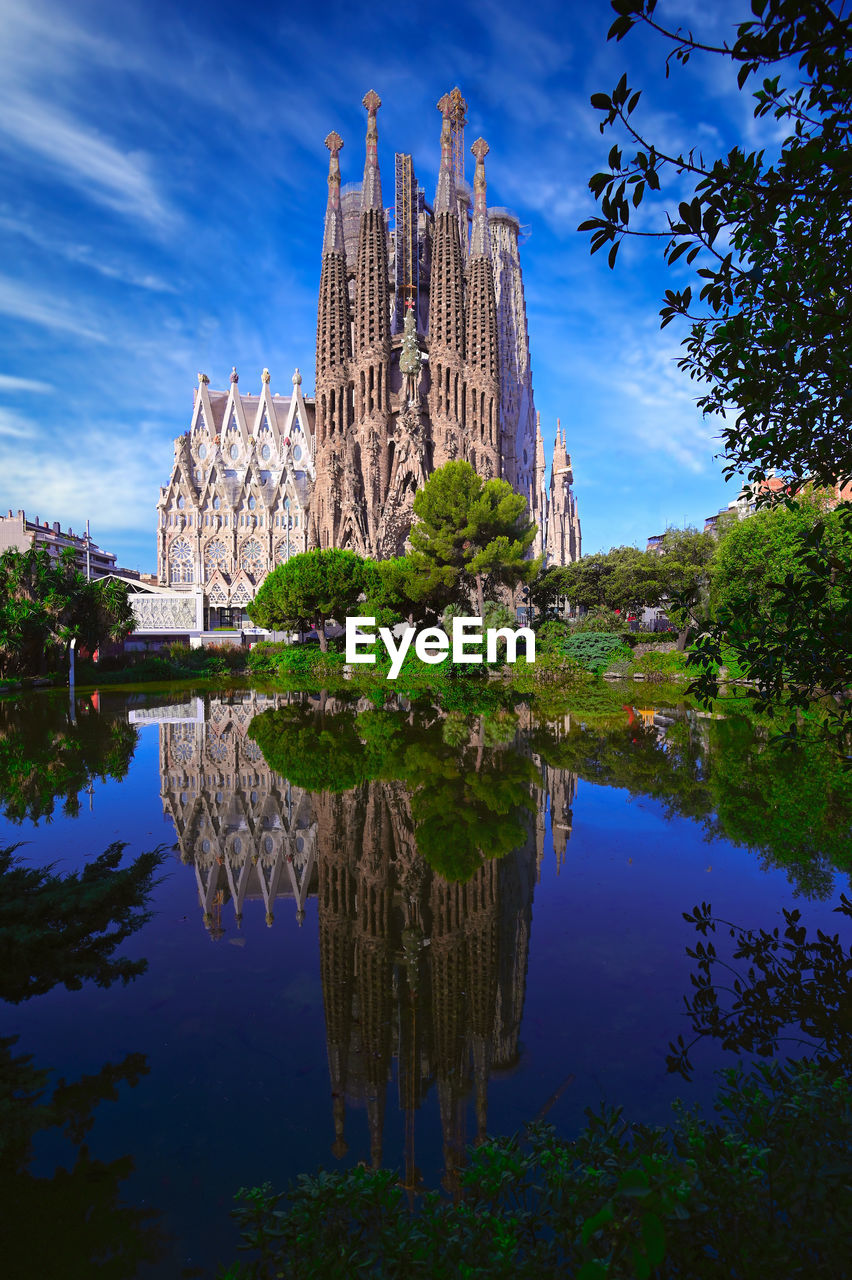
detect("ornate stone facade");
top-left (157, 90), bottom-right (581, 619)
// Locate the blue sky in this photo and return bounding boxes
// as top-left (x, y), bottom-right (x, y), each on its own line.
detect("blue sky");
top-left (0, 0), bottom-right (787, 571)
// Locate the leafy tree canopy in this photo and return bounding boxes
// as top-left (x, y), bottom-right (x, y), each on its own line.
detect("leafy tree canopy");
top-left (0, 695), bottom-right (139, 824)
top-left (0, 547), bottom-right (134, 678)
top-left (409, 461), bottom-right (539, 616)
top-left (247, 548), bottom-right (366, 651)
top-left (583, 0), bottom-right (852, 494)
top-left (582, 0), bottom-right (852, 745)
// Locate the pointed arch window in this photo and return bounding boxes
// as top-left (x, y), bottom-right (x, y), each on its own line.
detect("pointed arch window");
top-left (240, 539), bottom-right (264, 578)
top-left (204, 540), bottom-right (229, 580)
top-left (169, 539), bottom-right (193, 584)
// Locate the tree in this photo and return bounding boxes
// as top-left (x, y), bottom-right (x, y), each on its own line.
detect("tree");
top-left (0, 695), bottom-right (139, 824)
top-left (710, 495), bottom-right (847, 619)
top-left (247, 549), bottom-right (366, 651)
top-left (691, 495), bottom-right (852, 733)
top-left (582, 0), bottom-right (852, 495)
top-left (361, 555), bottom-right (434, 629)
top-left (547, 545), bottom-right (668, 617)
top-left (0, 547), bottom-right (134, 678)
top-left (408, 461), bottom-right (539, 617)
top-left (582, 1), bottom-right (852, 740)
top-left (0, 842), bottom-right (164, 1004)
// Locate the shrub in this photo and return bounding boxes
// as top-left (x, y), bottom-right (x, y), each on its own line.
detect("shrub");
top-left (564, 632), bottom-right (634, 673)
top-left (224, 1061), bottom-right (852, 1280)
top-left (570, 608), bottom-right (630, 634)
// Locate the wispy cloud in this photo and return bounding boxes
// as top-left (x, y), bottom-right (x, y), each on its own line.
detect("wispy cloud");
top-left (0, 92), bottom-right (175, 233)
top-left (0, 421), bottom-right (161, 533)
top-left (0, 213), bottom-right (177, 292)
top-left (0, 276), bottom-right (106, 343)
top-left (0, 408), bottom-right (33, 439)
top-left (0, 374), bottom-right (54, 394)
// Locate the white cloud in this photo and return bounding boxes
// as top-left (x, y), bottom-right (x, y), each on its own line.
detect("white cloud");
top-left (0, 374), bottom-right (54, 394)
top-left (0, 92), bottom-right (174, 232)
top-left (0, 213), bottom-right (177, 292)
top-left (0, 407), bottom-right (33, 438)
top-left (0, 421), bottom-right (162, 533)
top-left (0, 276), bottom-right (106, 342)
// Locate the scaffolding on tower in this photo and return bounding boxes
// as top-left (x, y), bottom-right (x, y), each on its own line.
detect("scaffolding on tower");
top-left (394, 152), bottom-right (419, 332)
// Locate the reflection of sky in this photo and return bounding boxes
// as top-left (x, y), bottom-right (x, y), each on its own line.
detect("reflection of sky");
top-left (0, 0), bottom-right (787, 569)
top-left (4, 689), bottom-right (848, 1277)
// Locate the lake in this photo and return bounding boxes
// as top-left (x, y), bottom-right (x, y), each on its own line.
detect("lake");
top-left (1, 681), bottom-right (849, 1277)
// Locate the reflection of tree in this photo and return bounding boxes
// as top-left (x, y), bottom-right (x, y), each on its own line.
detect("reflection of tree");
top-left (532, 709), bottom-right (852, 896)
top-left (668, 896), bottom-right (852, 1083)
top-left (0, 842), bottom-right (165, 1275)
top-left (249, 705), bottom-right (537, 883)
top-left (0, 843), bottom-right (162, 1003)
top-left (0, 695), bottom-right (138, 824)
top-left (0, 1038), bottom-right (161, 1279)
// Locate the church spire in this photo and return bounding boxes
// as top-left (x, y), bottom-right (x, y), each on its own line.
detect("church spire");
top-left (435, 93), bottom-right (457, 214)
top-left (316, 131), bottom-right (351, 384)
top-left (465, 136), bottom-right (499, 472)
top-left (361, 89), bottom-right (383, 211)
top-left (322, 131), bottom-right (346, 257)
top-left (469, 137), bottom-right (491, 258)
top-left (428, 93), bottom-right (466, 360)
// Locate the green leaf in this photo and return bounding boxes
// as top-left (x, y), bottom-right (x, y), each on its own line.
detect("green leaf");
top-left (581, 1202), bottom-right (615, 1244)
top-left (642, 1212), bottom-right (666, 1267)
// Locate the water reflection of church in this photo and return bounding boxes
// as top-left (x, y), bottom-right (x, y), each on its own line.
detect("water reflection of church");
top-left (157, 692), bottom-right (577, 1187)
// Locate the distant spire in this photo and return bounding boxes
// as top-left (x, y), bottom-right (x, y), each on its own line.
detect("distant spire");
top-left (230, 366), bottom-right (239, 384)
top-left (434, 93), bottom-right (457, 214)
top-left (322, 131), bottom-right (346, 257)
top-left (361, 90), bottom-right (383, 211)
top-left (469, 138), bottom-right (491, 257)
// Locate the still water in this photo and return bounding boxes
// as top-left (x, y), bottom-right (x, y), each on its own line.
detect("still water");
top-left (1, 682), bottom-right (849, 1277)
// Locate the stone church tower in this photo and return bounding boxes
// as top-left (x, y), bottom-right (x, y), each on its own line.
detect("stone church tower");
top-left (156, 90), bottom-right (580, 625)
top-left (310, 87), bottom-right (578, 561)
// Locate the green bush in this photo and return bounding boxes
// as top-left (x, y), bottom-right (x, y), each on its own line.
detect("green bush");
top-left (224, 1060), bottom-right (852, 1280)
top-left (570, 608), bottom-right (630, 634)
top-left (246, 641), bottom-right (344, 680)
top-left (564, 632), bottom-right (634, 673)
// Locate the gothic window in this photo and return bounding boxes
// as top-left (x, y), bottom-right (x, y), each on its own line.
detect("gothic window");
top-left (213, 496), bottom-right (221, 510)
top-left (230, 443), bottom-right (239, 460)
top-left (293, 445), bottom-right (302, 462)
top-left (240, 539), bottom-right (264, 577)
top-left (261, 444), bottom-right (271, 461)
top-left (178, 496), bottom-right (186, 510)
top-left (169, 539), bottom-right (193, 584)
top-left (204, 540), bottom-right (229, 578)
top-left (231, 583), bottom-right (250, 605)
top-left (208, 583), bottom-right (226, 604)
top-left (248, 496), bottom-right (256, 511)
top-left (198, 443), bottom-right (207, 460)
top-left (275, 538), bottom-right (297, 564)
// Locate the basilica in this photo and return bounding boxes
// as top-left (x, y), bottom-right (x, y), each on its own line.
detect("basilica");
top-left (156, 89), bottom-right (581, 627)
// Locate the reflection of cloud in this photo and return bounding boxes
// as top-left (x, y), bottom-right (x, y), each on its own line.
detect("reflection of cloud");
top-left (0, 276), bottom-right (106, 343)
